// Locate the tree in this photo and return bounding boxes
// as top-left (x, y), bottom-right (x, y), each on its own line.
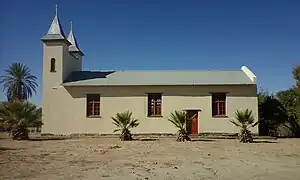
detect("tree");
top-left (257, 88), bottom-right (272, 105)
top-left (292, 65), bottom-right (300, 95)
top-left (276, 88), bottom-right (300, 137)
top-left (167, 110), bottom-right (191, 142)
top-left (0, 101), bottom-right (43, 140)
top-left (256, 66), bottom-right (300, 137)
top-left (230, 109), bottom-right (259, 143)
top-left (111, 111), bottom-right (139, 141)
top-left (258, 90), bottom-right (288, 136)
top-left (0, 63), bottom-right (38, 101)
top-left (277, 89), bottom-right (300, 118)
top-left (0, 101), bottom-right (9, 132)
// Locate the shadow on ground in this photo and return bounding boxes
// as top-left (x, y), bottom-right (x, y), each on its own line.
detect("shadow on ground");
top-left (132, 138), bottom-right (216, 142)
top-left (191, 139), bottom-right (215, 142)
top-left (252, 140), bottom-right (277, 143)
top-left (28, 137), bottom-right (69, 141)
top-left (133, 138), bottom-right (159, 141)
top-left (0, 147), bottom-right (25, 151)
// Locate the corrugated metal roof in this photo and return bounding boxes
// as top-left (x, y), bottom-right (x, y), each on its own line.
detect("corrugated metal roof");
top-left (62, 69), bottom-right (256, 86)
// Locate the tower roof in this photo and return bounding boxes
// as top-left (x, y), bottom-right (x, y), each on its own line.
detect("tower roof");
top-left (67, 21), bottom-right (83, 55)
top-left (41, 5), bottom-right (68, 42)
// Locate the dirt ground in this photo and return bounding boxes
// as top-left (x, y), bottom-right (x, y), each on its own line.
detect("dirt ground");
top-left (0, 137), bottom-right (300, 180)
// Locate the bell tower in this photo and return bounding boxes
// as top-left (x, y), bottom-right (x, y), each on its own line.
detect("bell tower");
top-left (41, 5), bottom-right (71, 134)
top-left (41, 5), bottom-right (85, 134)
top-left (41, 5), bottom-right (71, 89)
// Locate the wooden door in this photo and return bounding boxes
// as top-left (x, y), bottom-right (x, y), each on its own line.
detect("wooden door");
top-left (186, 110), bottom-right (198, 135)
top-left (191, 113), bottom-right (198, 135)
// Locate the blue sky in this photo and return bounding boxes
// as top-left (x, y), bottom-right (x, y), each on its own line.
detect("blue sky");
top-left (0, 0), bottom-right (299, 105)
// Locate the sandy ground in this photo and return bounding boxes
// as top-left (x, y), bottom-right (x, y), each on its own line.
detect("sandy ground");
top-left (0, 137), bottom-right (300, 180)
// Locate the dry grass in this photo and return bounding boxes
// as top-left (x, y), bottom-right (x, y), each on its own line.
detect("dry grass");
top-left (0, 137), bottom-right (300, 180)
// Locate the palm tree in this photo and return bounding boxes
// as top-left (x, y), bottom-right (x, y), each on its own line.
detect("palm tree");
top-left (0, 101), bottom-right (5, 132)
top-left (230, 109), bottom-right (259, 143)
top-left (0, 63), bottom-right (38, 101)
top-left (0, 100), bottom-right (43, 140)
top-left (168, 110), bottom-right (192, 142)
top-left (111, 111), bottom-right (139, 141)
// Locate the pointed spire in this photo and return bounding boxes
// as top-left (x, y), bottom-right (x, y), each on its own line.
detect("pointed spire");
top-left (67, 21), bottom-right (84, 55)
top-left (41, 5), bottom-right (68, 42)
top-left (55, 4), bottom-right (58, 16)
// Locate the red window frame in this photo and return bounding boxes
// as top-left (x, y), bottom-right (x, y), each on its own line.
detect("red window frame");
top-left (212, 93), bottom-right (226, 117)
top-left (148, 93), bottom-right (162, 117)
top-left (87, 94), bottom-right (100, 117)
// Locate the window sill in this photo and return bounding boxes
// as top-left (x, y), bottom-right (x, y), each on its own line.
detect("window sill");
top-left (86, 115), bottom-right (102, 118)
top-left (212, 115), bottom-right (228, 118)
top-left (147, 115), bottom-right (163, 118)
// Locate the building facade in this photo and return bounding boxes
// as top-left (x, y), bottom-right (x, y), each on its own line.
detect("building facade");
top-left (41, 8), bottom-right (258, 135)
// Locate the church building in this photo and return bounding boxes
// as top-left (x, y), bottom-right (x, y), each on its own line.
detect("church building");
top-left (41, 7), bottom-right (258, 135)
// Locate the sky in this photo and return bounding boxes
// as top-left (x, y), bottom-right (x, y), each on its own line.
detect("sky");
top-left (0, 0), bottom-right (299, 105)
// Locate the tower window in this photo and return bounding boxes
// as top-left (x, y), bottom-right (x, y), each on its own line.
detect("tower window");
top-left (50, 58), bottom-right (56, 72)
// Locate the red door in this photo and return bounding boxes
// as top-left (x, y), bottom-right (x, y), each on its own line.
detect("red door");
top-left (191, 113), bottom-right (198, 135)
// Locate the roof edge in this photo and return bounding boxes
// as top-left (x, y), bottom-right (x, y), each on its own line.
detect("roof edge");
top-left (41, 36), bottom-right (72, 45)
top-left (241, 65), bottom-right (257, 83)
top-left (70, 50), bottom-right (85, 56)
top-left (62, 83), bottom-right (257, 87)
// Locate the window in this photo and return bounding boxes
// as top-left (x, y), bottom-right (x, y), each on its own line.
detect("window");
top-left (212, 93), bottom-right (226, 117)
top-left (148, 93), bottom-right (162, 117)
top-left (86, 94), bottom-right (100, 117)
top-left (50, 58), bottom-right (56, 72)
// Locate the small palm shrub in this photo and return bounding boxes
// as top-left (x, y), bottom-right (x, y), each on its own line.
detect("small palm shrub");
top-left (168, 110), bottom-right (191, 142)
top-left (0, 100), bottom-right (42, 140)
top-left (112, 110), bottom-right (139, 141)
top-left (230, 109), bottom-right (258, 143)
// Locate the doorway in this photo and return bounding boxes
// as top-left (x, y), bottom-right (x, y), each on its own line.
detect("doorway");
top-left (186, 110), bottom-right (199, 135)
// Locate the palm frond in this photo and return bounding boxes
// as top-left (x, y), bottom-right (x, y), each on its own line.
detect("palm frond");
top-left (229, 119), bottom-right (242, 127)
top-left (167, 110), bottom-right (191, 142)
top-left (230, 109), bottom-right (257, 143)
top-left (111, 110), bottom-right (139, 140)
top-left (0, 100), bottom-right (42, 140)
top-left (234, 109), bottom-right (255, 128)
top-left (128, 118), bottom-right (139, 129)
top-left (251, 121), bottom-right (259, 127)
top-left (0, 63), bottom-right (37, 101)
top-left (167, 110), bottom-right (187, 130)
top-left (112, 117), bottom-right (125, 128)
top-left (113, 129), bottom-right (121, 132)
